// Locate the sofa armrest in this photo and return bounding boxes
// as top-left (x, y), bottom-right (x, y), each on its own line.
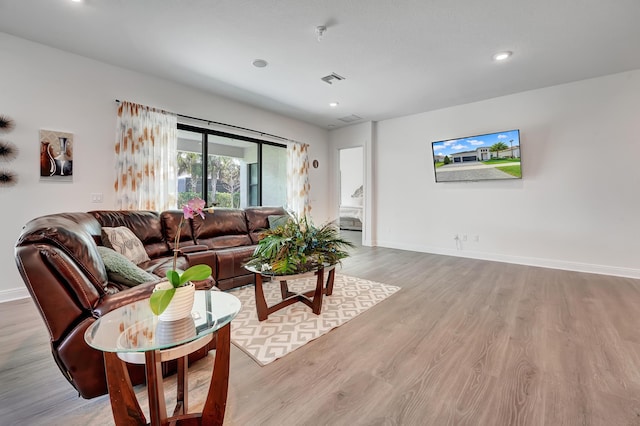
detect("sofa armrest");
top-left (179, 244), bottom-right (209, 254)
top-left (92, 281), bottom-right (157, 317)
top-left (184, 250), bottom-right (217, 274)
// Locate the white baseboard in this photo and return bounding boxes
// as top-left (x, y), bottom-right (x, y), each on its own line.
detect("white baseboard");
top-left (376, 240), bottom-right (640, 280)
top-left (0, 287), bottom-right (30, 303)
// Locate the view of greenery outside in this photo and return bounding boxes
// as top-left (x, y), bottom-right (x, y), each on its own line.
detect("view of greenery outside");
top-left (177, 150), bottom-right (241, 208)
top-left (495, 165), bottom-right (521, 177)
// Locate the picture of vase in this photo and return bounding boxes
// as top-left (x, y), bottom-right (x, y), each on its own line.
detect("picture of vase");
top-left (40, 141), bottom-right (55, 176)
top-left (54, 137), bottom-right (72, 176)
top-left (40, 130), bottom-right (73, 181)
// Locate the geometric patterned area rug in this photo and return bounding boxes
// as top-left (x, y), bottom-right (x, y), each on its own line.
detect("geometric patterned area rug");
top-left (228, 274), bottom-right (400, 366)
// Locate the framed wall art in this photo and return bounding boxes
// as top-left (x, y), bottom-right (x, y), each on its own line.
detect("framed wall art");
top-left (40, 129), bottom-right (73, 181)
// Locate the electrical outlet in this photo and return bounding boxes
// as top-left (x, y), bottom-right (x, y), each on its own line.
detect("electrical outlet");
top-left (90, 193), bottom-right (103, 203)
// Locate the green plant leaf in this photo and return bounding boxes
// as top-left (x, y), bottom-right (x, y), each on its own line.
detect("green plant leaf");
top-left (179, 264), bottom-right (212, 285)
top-left (166, 270), bottom-right (181, 287)
top-left (150, 288), bottom-right (176, 315)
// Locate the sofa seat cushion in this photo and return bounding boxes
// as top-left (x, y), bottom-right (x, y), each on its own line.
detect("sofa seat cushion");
top-left (138, 256), bottom-right (215, 290)
top-left (101, 226), bottom-right (150, 264)
top-left (96, 246), bottom-right (157, 287)
top-left (215, 246), bottom-right (256, 281)
top-left (139, 256), bottom-right (188, 279)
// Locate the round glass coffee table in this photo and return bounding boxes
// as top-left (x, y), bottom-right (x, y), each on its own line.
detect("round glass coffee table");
top-left (85, 289), bottom-right (241, 426)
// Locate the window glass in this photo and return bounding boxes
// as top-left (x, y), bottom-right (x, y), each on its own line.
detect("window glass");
top-left (176, 125), bottom-right (285, 208)
top-left (177, 130), bottom-right (203, 207)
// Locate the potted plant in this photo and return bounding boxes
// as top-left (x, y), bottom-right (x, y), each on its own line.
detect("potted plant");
top-left (150, 198), bottom-right (213, 319)
top-left (244, 214), bottom-right (354, 275)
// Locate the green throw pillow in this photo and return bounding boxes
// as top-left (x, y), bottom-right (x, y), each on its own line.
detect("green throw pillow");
top-left (97, 246), bottom-right (157, 287)
top-left (268, 214), bottom-right (291, 229)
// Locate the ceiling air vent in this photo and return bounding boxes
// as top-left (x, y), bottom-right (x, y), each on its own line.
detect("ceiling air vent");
top-left (321, 72), bottom-right (345, 85)
top-left (338, 114), bottom-right (362, 123)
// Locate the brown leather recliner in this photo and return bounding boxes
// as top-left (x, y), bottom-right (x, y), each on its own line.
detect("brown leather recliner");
top-left (14, 206), bottom-right (286, 399)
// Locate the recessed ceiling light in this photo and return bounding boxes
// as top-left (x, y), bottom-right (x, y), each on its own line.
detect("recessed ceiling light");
top-left (71, 0), bottom-right (83, 3)
top-left (493, 51), bottom-right (512, 62)
top-left (329, 102), bottom-right (339, 108)
top-left (252, 59), bottom-right (268, 68)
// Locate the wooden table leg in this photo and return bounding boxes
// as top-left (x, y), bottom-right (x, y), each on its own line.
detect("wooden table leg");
top-left (103, 352), bottom-right (146, 425)
top-left (174, 355), bottom-right (188, 416)
top-left (311, 268), bottom-right (325, 314)
top-left (146, 350), bottom-right (168, 426)
top-left (325, 268), bottom-right (336, 296)
top-left (254, 273), bottom-right (269, 321)
top-left (280, 279), bottom-right (290, 299)
top-left (201, 323), bottom-right (231, 426)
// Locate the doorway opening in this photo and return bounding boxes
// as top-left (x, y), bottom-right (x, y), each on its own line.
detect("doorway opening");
top-left (338, 146), bottom-right (364, 244)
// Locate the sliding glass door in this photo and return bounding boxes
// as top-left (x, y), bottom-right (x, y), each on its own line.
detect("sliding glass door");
top-left (177, 124), bottom-right (286, 208)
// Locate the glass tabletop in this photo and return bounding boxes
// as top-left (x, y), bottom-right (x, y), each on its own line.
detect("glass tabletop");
top-left (85, 290), bottom-right (241, 353)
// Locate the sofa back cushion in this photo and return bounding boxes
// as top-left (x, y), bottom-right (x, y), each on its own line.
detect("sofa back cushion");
top-left (191, 208), bottom-right (252, 249)
top-left (90, 210), bottom-right (168, 258)
top-left (245, 206), bottom-right (289, 243)
top-left (160, 210), bottom-right (197, 251)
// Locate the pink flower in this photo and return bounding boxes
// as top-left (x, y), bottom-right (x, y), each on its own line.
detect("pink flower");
top-left (183, 197), bottom-right (206, 220)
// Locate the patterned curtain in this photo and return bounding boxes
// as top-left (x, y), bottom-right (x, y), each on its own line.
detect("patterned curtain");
top-left (286, 142), bottom-right (311, 217)
top-left (114, 101), bottom-right (177, 210)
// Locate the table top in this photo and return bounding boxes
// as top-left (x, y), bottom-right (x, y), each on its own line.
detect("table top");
top-left (84, 290), bottom-right (241, 353)
top-left (245, 263), bottom-right (336, 281)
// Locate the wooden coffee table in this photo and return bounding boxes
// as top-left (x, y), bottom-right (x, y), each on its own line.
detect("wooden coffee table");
top-left (85, 290), bottom-right (241, 426)
top-left (247, 265), bottom-right (336, 321)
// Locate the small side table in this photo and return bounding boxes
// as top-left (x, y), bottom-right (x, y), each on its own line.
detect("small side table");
top-left (246, 265), bottom-right (336, 321)
top-left (85, 290), bottom-right (241, 426)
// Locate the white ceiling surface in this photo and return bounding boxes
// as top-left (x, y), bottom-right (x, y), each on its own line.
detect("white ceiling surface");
top-left (2, 0), bottom-right (640, 128)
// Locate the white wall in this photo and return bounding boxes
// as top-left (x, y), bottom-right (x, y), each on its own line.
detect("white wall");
top-left (372, 70), bottom-right (640, 278)
top-left (0, 33), bottom-right (329, 301)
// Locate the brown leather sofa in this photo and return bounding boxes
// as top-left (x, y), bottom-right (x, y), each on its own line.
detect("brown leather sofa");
top-left (14, 206), bottom-right (286, 399)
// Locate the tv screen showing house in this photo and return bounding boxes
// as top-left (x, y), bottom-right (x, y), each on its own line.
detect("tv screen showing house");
top-left (431, 129), bottom-right (521, 182)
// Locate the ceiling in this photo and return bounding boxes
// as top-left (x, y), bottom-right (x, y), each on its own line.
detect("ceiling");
top-left (1, 0), bottom-right (640, 129)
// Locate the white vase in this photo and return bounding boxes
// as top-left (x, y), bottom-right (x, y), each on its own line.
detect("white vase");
top-left (155, 316), bottom-right (197, 345)
top-left (154, 281), bottom-right (196, 321)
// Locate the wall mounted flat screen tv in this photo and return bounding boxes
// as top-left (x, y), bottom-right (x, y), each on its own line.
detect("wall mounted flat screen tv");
top-left (431, 129), bottom-right (521, 182)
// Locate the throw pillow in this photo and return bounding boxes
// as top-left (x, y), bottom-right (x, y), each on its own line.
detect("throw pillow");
top-left (96, 246), bottom-right (157, 287)
top-left (101, 226), bottom-right (150, 265)
top-left (268, 214), bottom-right (291, 229)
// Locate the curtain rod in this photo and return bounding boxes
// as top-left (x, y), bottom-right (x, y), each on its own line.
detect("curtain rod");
top-left (115, 99), bottom-right (303, 145)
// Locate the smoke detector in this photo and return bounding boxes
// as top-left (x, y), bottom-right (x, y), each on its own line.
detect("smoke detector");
top-left (315, 25), bottom-right (327, 41)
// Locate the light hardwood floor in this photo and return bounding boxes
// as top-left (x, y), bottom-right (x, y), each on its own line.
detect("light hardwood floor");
top-left (3, 233), bottom-right (640, 425)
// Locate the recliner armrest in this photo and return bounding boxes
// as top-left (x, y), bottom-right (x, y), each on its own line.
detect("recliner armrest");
top-left (183, 250), bottom-right (218, 280)
top-left (179, 244), bottom-right (209, 254)
top-left (92, 281), bottom-right (157, 317)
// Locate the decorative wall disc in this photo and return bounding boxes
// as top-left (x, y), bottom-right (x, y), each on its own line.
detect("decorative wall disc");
top-left (0, 115), bottom-right (15, 133)
top-left (0, 169), bottom-right (17, 186)
top-left (0, 141), bottom-right (18, 161)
